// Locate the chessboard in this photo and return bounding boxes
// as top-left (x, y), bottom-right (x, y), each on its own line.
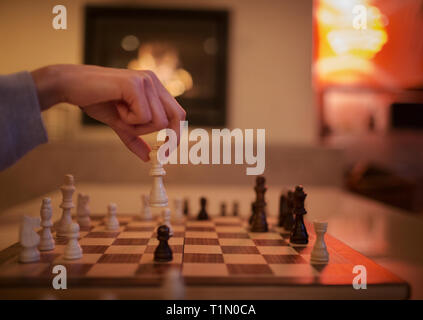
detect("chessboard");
top-left (0, 214), bottom-right (409, 299)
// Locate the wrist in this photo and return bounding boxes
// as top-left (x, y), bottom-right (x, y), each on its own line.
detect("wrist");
top-left (31, 65), bottom-right (65, 110)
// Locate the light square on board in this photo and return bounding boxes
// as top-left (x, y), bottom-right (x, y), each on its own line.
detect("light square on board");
top-left (117, 231), bottom-right (153, 239)
top-left (184, 245), bottom-right (222, 254)
top-left (218, 238), bottom-right (255, 246)
top-left (215, 226), bottom-right (245, 233)
top-left (185, 231), bottom-right (218, 238)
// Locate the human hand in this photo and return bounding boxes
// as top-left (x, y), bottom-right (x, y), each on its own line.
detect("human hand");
top-left (31, 64), bottom-right (186, 161)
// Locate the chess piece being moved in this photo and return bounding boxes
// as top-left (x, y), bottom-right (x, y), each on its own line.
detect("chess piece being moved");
top-left (278, 192), bottom-right (289, 228)
top-left (289, 185), bottom-right (309, 245)
top-left (64, 222), bottom-right (83, 260)
top-left (197, 197), bottom-right (209, 220)
top-left (76, 193), bottom-right (91, 228)
top-left (106, 203), bottom-right (120, 231)
top-left (154, 225), bottom-right (173, 262)
top-left (19, 216), bottom-right (41, 263)
top-left (310, 221), bottom-right (329, 264)
top-left (149, 143), bottom-right (168, 207)
top-left (162, 208), bottom-right (173, 236)
top-left (56, 174), bottom-right (75, 237)
top-left (232, 201), bottom-right (239, 217)
top-left (283, 190), bottom-right (295, 232)
top-left (173, 198), bottom-right (183, 220)
top-left (39, 198), bottom-right (55, 251)
top-left (183, 199), bottom-right (189, 217)
top-left (220, 202), bottom-right (227, 217)
top-left (250, 176), bottom-right (268, 232)
top-left (141, 194), bottom-right (152, 221)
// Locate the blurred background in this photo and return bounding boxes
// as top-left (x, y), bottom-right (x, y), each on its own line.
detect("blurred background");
top-left (0, 0), bottom-right (422, 217)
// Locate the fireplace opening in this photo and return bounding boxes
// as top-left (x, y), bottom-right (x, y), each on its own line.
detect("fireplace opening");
top-left (83, 6), bottom-right (229, 127)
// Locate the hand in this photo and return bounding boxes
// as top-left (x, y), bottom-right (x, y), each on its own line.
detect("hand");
top-left (31, 64), bottom-right (186, 161)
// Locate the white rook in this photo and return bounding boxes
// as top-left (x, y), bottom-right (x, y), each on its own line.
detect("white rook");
top-left (310, 221), bottom-right (329, 264)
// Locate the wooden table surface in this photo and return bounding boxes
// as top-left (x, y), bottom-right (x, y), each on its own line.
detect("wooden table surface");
top-left (1, 183), bottom-right (422, 299)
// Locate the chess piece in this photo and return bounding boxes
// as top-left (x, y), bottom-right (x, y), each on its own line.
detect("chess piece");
top-left (39, 198), bottom-right (55, 251)
top-left (232, 201), bottom-right (239, 216)
top-left (290, 185), bottom-right (309, 245)
top-left (278, 192), bottom-right (289, 228)
top-left (106, 203), bottom-right (120, 231)
top-left (162, 208), bottom-right (173, 236)
top-left (220, 202), bottom-right (227, 216)
top-left (154, 225), bottom-right (173, 262)
top-left (197, 197), bottom-right (209, 220)
top-left (250, 176), bottom-right (268, 232)
top-left (64, 222), bottom-right (83, 260)
top-left (19, 216), bottom-right (41, 263)
top-left (311, 221), bottom-right (329, 264)
top-left (76, 193), bottom-right (91, 228)
top-left (183, 198), bottom-right (189, 216)
top-left (149, 143), bottom-right (168, 207)
top-left (173, 198), bottom-right (183, 220)
top-left (56, 174), bottom-right (75, 237)
top-left (249, 202), bottom-right (256, 225)
top-left (283, 190), bottom-right (295, 232)
top-left (141, 194), bottom-right (152, 221)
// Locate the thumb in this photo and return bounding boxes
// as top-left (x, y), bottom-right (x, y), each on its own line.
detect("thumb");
top-left (113, 126), bottom-right (151, 162)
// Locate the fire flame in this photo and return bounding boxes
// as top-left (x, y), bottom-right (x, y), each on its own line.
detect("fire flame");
top-left (128, 43), bottom-right (193, 97)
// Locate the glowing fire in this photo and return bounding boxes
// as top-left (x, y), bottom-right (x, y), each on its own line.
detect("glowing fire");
top-left (128, 43), bottom-right (193, 97)
top-left (315, 0), bottom-right (388, 86)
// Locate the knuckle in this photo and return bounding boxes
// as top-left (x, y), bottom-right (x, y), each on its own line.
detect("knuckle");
top-left (155, 117), bottom-right (169, 129)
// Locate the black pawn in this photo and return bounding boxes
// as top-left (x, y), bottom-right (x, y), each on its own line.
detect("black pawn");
top-left (290, 185), bottom-right (309, 245)
top-left (250, 176), bottom-right (268, 232)
top-left (183, 199), bottom-right (189, 216)
top-left (283, 190), bottom-right (295, 231)
top-left (278, 193), bottom-right (289, 227)
top-left (232, 201), bottom-right (239, 217)
top-left (197, 197), bottom-right (209, 220)
top-left (249, 202), bottom-right (256, 225)
top-left (154, 225), bottom-right (173, 262)
top-left (220, 202), bottom-right (227, 216)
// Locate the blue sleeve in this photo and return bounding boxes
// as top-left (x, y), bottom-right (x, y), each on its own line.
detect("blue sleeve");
top-left (0, 71), bottom-right (48, 171)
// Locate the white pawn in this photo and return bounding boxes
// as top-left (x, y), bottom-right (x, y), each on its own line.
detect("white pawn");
top-left (76, 193), bottom-right (91, 228)
top-left (311, 221), bottom-right (329, 264)
top-left (162, 268), bottom-right (185, 300)
top-left (106, 203), bottom-right (120, 231)
top-left (141, 194), bottom-right (152, 221)
top-left (19, 216), bottom-right (41, 263)
top-left (162, 208), bottom-right (173, 236)
top-left (64, 222), bottom-right (83, 260)
top-left (173, 198), bottom-right (183, 220)
top-left (39, 198), bottom-right (55, 251)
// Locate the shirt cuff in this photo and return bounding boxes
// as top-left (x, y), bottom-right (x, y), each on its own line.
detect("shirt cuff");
top-left (0, 71), bottom-right (48, 170)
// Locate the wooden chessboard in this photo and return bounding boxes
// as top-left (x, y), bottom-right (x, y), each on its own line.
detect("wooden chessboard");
top-left (0, 215), bottom-right (409, 299)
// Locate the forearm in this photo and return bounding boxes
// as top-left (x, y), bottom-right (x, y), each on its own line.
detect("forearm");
top-left (30, 65), bottom-right (65, 110)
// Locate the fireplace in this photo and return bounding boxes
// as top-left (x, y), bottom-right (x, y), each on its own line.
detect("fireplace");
top-left (83, 6), bottom-right (229, 127)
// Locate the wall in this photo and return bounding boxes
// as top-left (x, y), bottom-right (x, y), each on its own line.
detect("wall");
top-left (0, 0), bottom-right (316, 144)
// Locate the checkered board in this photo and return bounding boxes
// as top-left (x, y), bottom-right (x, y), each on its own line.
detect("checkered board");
top-left (0, 215), bottom-right (409, 295)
